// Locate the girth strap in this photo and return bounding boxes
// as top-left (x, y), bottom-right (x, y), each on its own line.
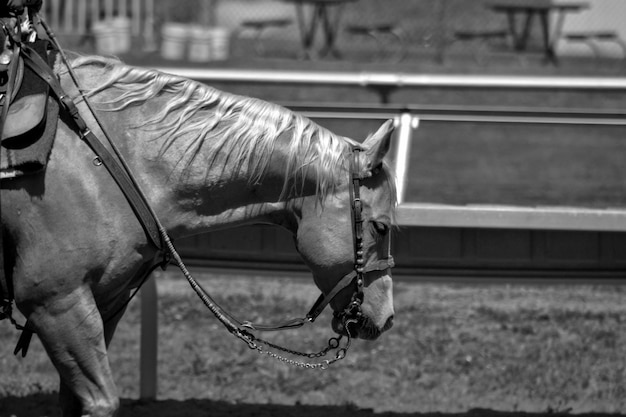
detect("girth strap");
top-left (20, 44), bottom-right (163, 250)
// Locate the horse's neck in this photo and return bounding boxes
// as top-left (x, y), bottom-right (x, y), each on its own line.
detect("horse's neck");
top-left (159, 123), bottom-right (317, 238)
top-left (57, 60), bottom-right (321, 238)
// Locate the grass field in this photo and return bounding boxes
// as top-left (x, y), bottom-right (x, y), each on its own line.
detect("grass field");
top-left (2, 270), bottom-right (626, 416)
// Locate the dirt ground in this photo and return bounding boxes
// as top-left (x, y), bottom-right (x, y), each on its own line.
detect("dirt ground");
top-left (4, 277), bottom-right (626, 417)
top-left (2, 394), bottom-right (623, 417)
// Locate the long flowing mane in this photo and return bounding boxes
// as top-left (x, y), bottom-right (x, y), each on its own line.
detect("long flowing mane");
top-left (68, 55), bottom-right (358, 202)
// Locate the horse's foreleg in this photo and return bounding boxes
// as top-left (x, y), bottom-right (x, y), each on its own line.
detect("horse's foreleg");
top-left (57, 294), bottom-right (129, 417)
top-left (28, 285), bottom-right (119, 417)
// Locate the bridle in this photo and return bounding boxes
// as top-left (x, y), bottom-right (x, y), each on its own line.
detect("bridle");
top-left (214, 147), bottom-right (395, 367)
top-left (306, 147), bottom-right (395, 331)
top-left (232, 147), bottom-right (395, 330)
top-left (3, 17), bottom-right (395, 366)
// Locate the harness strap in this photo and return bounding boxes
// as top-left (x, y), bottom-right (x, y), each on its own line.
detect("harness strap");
top-left (0, 45), bottom-right (20, 312)
top-left (347, 147), bottom-right (366, 316)
top-left (20, 44), bottom-right (163, 250)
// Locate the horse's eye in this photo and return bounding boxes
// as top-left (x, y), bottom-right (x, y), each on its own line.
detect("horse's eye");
top-left (372, 221), bottom-right (389, 236)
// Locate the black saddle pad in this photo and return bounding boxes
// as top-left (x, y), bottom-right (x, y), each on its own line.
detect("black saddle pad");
top-left (1, 40), bottom-right (58, 177)
top-left (14, 40), bottom-right (51, 103)
top-left (1, 96), bottom-right (58, 176)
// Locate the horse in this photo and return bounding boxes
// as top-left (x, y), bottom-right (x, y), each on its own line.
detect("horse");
top-left (1, 52), bottom-right (397, 417)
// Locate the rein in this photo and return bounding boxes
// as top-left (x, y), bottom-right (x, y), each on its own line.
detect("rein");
top-left (6, 18), bottom-right (394, 367)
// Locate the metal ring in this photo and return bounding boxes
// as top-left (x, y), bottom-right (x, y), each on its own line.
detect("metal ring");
top-left (328, 337), bottom-right (341, 349)
top-left (80, 128), bottom-right (92, 140)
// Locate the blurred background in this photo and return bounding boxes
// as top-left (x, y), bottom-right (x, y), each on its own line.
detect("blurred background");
top-left (37, 0), bottom-right (626, 277)
top-left (42, 0), bottom-right (626, 75)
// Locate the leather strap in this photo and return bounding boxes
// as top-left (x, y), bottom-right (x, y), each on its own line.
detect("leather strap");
top-left (0, 45), bottom-right (20, 305)
top-left (20, 44), bottom-right (163, 250)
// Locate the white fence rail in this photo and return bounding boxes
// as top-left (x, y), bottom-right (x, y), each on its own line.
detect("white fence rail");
top-left (154, 67), bottom-right (626, 89)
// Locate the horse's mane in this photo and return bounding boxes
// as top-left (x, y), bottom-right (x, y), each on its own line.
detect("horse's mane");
top-left (69, 55), bottom-right (396, 210)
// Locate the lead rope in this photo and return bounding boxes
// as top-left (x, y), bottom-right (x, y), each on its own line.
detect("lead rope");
top-left (40, 16), bottom-right (351, 369)
top-left (161, 230), bottom-right (352, 369)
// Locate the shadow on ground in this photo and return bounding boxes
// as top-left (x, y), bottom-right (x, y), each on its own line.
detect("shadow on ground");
top-left (1, 394), bottom-right (625, 417)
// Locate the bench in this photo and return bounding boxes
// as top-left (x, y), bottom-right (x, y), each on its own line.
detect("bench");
top-left (561, 31), bottom-right (626, 59)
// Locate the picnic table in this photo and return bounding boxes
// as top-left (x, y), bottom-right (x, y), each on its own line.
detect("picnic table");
top-left (283, 0), bottom-right (357, 59)
top-left (487, 0), bottom-right (588, 64)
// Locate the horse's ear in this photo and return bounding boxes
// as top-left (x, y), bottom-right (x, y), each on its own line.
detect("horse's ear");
top-left (361, 119), bottom-right (394, 175)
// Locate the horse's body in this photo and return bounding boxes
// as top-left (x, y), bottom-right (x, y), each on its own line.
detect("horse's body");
top-left (1, 53), bottom-right (397, 417)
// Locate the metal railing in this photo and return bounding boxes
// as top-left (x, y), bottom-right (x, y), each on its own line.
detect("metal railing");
top-left (155, 67), bottom-right (626, 90)
top-left (138, 69), bottom-right (626, 399)
top-left (284, 102), bottom-right (626, 231)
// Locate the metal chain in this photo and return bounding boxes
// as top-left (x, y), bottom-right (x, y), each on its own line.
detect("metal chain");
top-left (234, 328), bottom-right (352, 370)
top-left (255, 334), bottom-right (343, 359)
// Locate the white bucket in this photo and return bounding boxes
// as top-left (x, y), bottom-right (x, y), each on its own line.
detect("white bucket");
top-left (92, 18), bottom-right (132, 55)
top-left (188, 26), bottom-right (214, 62)
top-left (161, 23), bottom-right (190, 60)
top-left (112, 17), bottom-right (131, 54)
top-left (92, 21), bottom-right (118, 55)
top-left (210, 27), bottom-right (231, 61)
top-left (187, 26), bottom-right (231, 62)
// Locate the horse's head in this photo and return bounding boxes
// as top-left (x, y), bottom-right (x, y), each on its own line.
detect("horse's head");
top-left (295, 120), bottom-right (396, 341)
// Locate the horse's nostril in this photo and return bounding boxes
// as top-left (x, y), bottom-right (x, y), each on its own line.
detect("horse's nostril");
top-left (383, 315), bottom-right (394, 331)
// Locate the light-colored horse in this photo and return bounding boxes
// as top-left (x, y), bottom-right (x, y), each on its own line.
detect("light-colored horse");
top-left (2, 54), bottom-right (396, 417)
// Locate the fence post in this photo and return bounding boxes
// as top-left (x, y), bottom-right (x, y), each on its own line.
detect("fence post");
top-left (393, 112), bottom-right (419, 204)
top-left (140, 272), bottom-right (158, 399)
